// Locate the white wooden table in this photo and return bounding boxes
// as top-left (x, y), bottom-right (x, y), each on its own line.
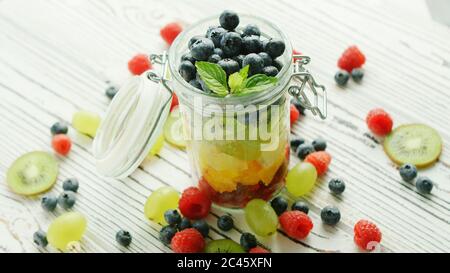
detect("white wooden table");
top-left (0, 0), bottom-right (449, 253)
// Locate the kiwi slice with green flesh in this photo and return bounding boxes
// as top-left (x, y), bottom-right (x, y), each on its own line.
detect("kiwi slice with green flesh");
top-left (383, 124), bottom-right (442, 168)
top-left (204, 239), bottom-right (245, 253)
top-left (6, 151), bottom-right (58, 195)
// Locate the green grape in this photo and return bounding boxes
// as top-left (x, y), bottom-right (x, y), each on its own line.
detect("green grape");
top-left (148, 135), bottom-right (164, 156)
top-left (244, 199), bottom-right (278, 236)
top-left (286, 162), bottom-right (317, 197)
top-left (47, 212), bottom-right (87, 251)
top-left (144, 186), bottom-right (179, 225)
top-left (72, 111), bottom-right (101, 137)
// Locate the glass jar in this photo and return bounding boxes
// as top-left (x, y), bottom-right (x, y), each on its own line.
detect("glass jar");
top-left (93, 14), bottom-right (326, 209)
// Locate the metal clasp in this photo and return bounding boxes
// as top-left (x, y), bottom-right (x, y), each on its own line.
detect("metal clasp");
top-left (288, 55), bottom-right (327, 119)
top-left (147, 52), bottom-right (173, 95)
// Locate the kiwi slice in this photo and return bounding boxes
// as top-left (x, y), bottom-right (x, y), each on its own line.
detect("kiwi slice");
top-left (6, 151), bottom-right (58, 195)
top-left (204, 239), bottom-right (245, 253)
top-left (383, 124), bottom-right (442, 168)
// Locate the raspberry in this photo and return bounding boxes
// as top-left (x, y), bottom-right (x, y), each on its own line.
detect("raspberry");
top-left (249, 246), bottom-right (270, 253)
top-left (279, 211), bottom-right (313, 240)
top-left (337, 46), bottom-right (366, 72)
top-left (128, 54), bottom-right (152, 75)
top-left (290, 104), bottom-right (300, 126)
top-left (171, 228), bottom-right (205, 253)
top-left (304, 151), bottom-right (332, 176)
top-left (52, 134), bottom-right (72, 156)
top-left (293, 49), bottom-right (302, 62)
top-left (170, 93), bottom-right (179, 112)
top-left (179, 187), bottom-right (212, 220)
top-left (160, 22), bottom-right (183, 45)
top-left (366, 108), bottom-right (393, 136)
top-left (354, 220), bottom-right (382, 251)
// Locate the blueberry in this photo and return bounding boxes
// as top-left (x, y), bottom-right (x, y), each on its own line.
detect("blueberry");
top-left (33, 230), bottom-right (48, 247)
top-left (220, 32), bottom-right (242, 57)
top-left (105, 86), bottom-right (118, 100)
top-left (321, 206), bottom-right (341, 225)
top-left (208, 54), bottom-right (221, 63)
top-left (262, 66), bottom-right (278, 76)
top-left (291, 201), bottom-right (309, 214)
top-left (192, 220), bottom-right (209, 237)
top-left (164, 209), bottom-right (182, 226)
top-left (213, 48), bottom-right (224, 57)
top-left (190, 37), bottom-right (215, 61)
top-left (264, 39), bottom-right (285, 58)
top-left (416, 176), bottom-right (433, 194)
top-left (399, 163), bottom-right (417, 182)
top-left (219, 10), bottom-right (239, 31)
top-left (292, 100), bottom-right (306, 116)
top-left (207, 27), bottom-right (227, 47)
top-left (328, 178), bottom-right (346, 194)
top-left (181, 52), bottom-right (196, 64)
top-left (179, 61), bottom-right (196, 82)
top-left (116, 230), bottom-right (132, 247)
top-left (189, 79), bottom-right (203, 90)
top-left (335, 70), bottom-right (350, 86)
top-left (232, 54), bottom-right (245, 67)
top-left (272, 59), bottom-right (283, 71)
top-left (270, 196), bottom-right (288, 216)
top-left (159, 225), bottom-right (177, 244)
top-left (290, 137), bottom-right (305, 151)
top-left (58, 191), bottom-right (76, 209)
top-left (312, 138), bottom-right (327, 151)
top-left (41, 195), bottom-right (58, 212)
top-left (50, 122), bottom-right (68, 135)
top-left (242, 35), bottom-right (263, 54)
top-left (240, 232), bottom-right (257, 251)
top-left (351, 68), bottom-right (364, 82)
top-left (258, 52), bottom-right (272, 67)
top-left (178, 217), bottom-right (191, 231)
top-left (188, 35), bottom-right (204, 50)
top-left (63, 178), bottom-right (79, 192)
top-left (242, 53), bottom-right (264, 75)
top-left (217, 58), bottom-right (240, 76)
top-left (217, 215), bottom-right (234, 231)
top-left (242, 24), bottom-right (261, 37)
top-left (296, 143), bottom-right (314, 160)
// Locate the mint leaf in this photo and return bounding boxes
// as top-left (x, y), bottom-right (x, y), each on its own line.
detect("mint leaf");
top-left (228, 72), bottom-right (244, 94)
top-left (195, 62), bottom-right (228, 96)
top-left (241, 74), bottom-right (278, 94)
top-left (239, 65), bottom-right (250, 80)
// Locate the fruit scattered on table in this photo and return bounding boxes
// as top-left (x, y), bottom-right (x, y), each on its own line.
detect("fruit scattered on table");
top-left (192, 219), bottom-right (210, 237)
top-left (148, 135), bottom-right (164, 156)
top-left (286, 162), bottom-right (317, 197)
top-left (41, 195), bottom-right (58, 212)
top-left (144, 186), bottom-right (180, 225)
top-left (290, 137), bottom-right (306, 151)
top-left (270, 196), bottom-right (288, 216)
top-left (366, 108), bottom-right (393, 136)
top-left (334, 70), bottom-right (350, 86)
top-left (116, 230), bottom-right (132, 247)
top-left (240, 232), bottom-right (258, 251)
top-left (328, 178), bottom-right (346, 194)
top-left (105, 86), bottom-right (118, 100)
top-left (171, 228), bottom-right (205, 253)
top-left (72, 111), bottom-right (101, 137)
top-left (279, 210), bottom-right (313, 240)
top-left (178, 187), bottom-right (211, 220)
top-left (311, 138), bottom-right (327, 151)
top-left (292, 99), bottom-right (306, 116)
top-left (295, 143), bottom-right (314, 160)
top-left (354, 220), bottom-right (382, 251)
top-left (164, 209), bottom-right (182, 227)
top-left (291, 201), bottom-right (309, 214)
top-left (47, 212), bottom-right (87, 251)
top-left (249, 246), bottom-right (270, 253)
top-left (304, 151), bottom-right (332, 176)
top-left (398, 164), bottom-right (417, 182)
top-left (33, 230), bottom-right (48, 248)
top-left (205, 239), bottom-right (245, 253)
top-left (178, 217), bottom-right (192, 231)
top-left (383, 124), bottom-right (442, 167)
top-left (52, 134), bottom-right (72, 156)
top-left (160, 225), bottom-right (177, 245)
top-left (170, 93), bottom-right (179, 112)
top-left (50, 122), bottom-right (68, 135)
top-left (62, 178), bottom-right (79, 192)
top-left (244, 199), bottom-right (279, 236)
top-left (217, 215), bottom-right (234, 231)
top-left (337, 46), bottom-right (366, 73)
top-left (160, 22), bottom-right (183, 45)
top-left (163, 106), bottom-right (186, 149)
top-left (58, 191), bottom-right (77, 209)
top-left (6, 151), bottom-right (58, 196)
top-left (290, 104), bottom-right (300, 126)
top-left (128, 54), bottom-right (152, 76)
top-left (415, 176), bottom-right (433, 194)
top-left (321, 205), bottom-right (341, 225)
top-left (351, 68), bottom-right (364, 82)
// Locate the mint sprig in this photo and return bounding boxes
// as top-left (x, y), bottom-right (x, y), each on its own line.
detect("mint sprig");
top-left (195, 62), bottom-right (228, 96)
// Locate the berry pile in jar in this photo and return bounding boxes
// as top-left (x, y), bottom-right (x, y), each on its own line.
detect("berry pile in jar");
top-left (178, 10), bottom-right (286, 96)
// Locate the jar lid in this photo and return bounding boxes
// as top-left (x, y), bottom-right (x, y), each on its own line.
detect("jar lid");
top-left (93, 71), bottom-right (172, 178)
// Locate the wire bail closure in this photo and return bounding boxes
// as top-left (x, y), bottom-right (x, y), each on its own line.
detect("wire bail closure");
top-left (288, 55), bottom-right (327, 119)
